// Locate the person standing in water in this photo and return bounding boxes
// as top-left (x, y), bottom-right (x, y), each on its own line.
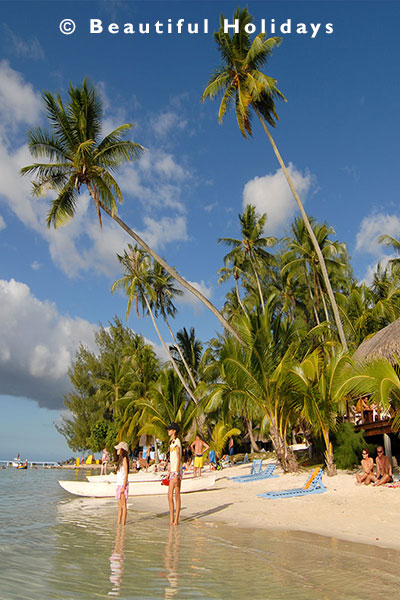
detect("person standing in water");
top-left (115, 442), bottom-right (129, 525)
top-left (167, 423), bottom-right (182, 526)
top-left (190, 434), bottom-right (210, 477)
top-left (101, 447), bottom-right (110, 475)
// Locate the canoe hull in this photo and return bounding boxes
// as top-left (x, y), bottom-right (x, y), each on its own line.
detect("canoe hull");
top-left (59, 474), bottom-right (216, 497)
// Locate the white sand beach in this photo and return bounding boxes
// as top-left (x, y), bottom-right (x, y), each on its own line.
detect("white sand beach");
top-left (128, 463), bottom-right (400, 551)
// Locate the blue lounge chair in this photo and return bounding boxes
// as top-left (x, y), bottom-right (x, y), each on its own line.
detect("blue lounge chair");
top-left (232, 463), bottom-right (278, 483)
top-left (257, 468), bottom-right (325, 499)
top-left (228, 458), bottom-right (263, 481)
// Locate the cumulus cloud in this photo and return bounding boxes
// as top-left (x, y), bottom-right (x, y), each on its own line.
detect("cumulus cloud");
top-left (355, 213), bottom-right (400, 283)
top-left (151, 111), bottom-right (187, 138)
top-left (0, 279), bottom-right (97, 409)
top-left (355, 213), bottom-right (400, 255)
top-left (0, 60), bottom-right (42, 135)
top-left (242, 163), bottom-right (313, 235)
top-left (176, 279), bottom-right (213, 313)
top-left (0, 214), bottom-right (5, 231)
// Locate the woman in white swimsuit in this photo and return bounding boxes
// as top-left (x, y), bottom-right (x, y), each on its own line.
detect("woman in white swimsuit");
top-left (167, 423), bottom-right (182, 526)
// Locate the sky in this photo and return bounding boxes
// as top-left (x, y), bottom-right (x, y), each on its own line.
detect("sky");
top-left (1, 0), bottom-right (400, 461)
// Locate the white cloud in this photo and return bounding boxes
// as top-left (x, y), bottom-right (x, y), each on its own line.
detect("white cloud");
top-left (355, 213), bottom-right (400, 255)
top-left (138, 215), bottom-right (189, 250)
top-left (242, 163), bottom-right (313, 235)
top-left (2, 26), bottom-right (45, 61)
top-left (0, 60), bottom-right (42, 135)
top-left (0, 214), bottom-right (5, 231)
top-left (31, 261), bottom-right (40, 270)
top-left (176, 279), bottom-right (213, 313)
top-left (0, 279), bottom-right (97, 409)
top-left (355, 213), bottom-right (400, 284)
top-left (151, 111), bottom-right (187, 138)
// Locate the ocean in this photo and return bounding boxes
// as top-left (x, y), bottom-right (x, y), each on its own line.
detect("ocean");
top-left (1, 467), bottom-right (400, 599)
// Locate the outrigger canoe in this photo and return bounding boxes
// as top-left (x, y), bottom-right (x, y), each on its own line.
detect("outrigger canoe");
top-left (59, 473), bottom-right (216, 497)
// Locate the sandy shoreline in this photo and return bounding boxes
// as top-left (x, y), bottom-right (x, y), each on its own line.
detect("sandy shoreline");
top-left (119, 462), bottom-right (400, 552)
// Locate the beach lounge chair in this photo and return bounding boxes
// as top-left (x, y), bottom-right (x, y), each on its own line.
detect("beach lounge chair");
top-left (228, 458), bottom-right (263, 481)
top-left (257, 467), bottom-right (325, 499)
top-left (231, 463), bottom-right (278, 483)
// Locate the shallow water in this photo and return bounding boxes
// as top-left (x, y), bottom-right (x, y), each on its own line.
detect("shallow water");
top-left (1, 468), bottom-right (400, 599)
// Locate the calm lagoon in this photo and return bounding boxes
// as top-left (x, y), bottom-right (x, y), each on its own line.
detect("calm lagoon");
top-left (1, 468), bottom-right (400, 599)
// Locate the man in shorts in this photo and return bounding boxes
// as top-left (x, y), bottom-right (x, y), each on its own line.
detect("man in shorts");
top-left (373, 446), bottom-right (393, 486)
top-left (191, 434), bottom-right (210, 477)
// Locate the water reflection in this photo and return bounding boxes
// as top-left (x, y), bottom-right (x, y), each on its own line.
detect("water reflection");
top-left (164, 526), bottom-right (179, 599)
top-left (109, 524), bottom-right (126, 597)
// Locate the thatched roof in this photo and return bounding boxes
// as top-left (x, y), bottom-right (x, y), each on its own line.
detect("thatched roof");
top-left (353, 318), bottom-right (400, 365)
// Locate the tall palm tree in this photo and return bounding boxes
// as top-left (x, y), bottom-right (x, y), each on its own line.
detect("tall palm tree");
top-left (111, 244), bottom-right (199, 405)
top-left (20, 79), bottom-right (242, 343)
top-left (170, 327), bottom-right (203, 385)
top-left (202, 8), bottom-right (348, 349)
top-left (282, 217), bottom-right (350, 327)
top-left (151, 262), bottom-right (197, 390)
top-left (219, 205), bottom-right (276, 312)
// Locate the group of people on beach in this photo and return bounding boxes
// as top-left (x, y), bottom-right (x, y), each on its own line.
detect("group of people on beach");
top-left (112, 424), bottom-right (213, 526)
top-left (356, 446), bottom-right (393, 486)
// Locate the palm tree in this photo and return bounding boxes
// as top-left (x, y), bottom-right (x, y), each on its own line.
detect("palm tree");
top-left (151, 263), bottom-right (197, 390)
top-left (282, 217), bottom-right (350, 327)
top-left (170, 327), bottom-right (203, 385)
top-left (20, 79), bottom-right (242, 343)
top-left (202, 8), bottom-right (348, 350)
top-left (136, 368), bottom-right (199, 446)
top-left (209, 310), bottom-right (301, 470)
top-left (219, 205), bottom-right (276, 312)
top-left (111, 244), bottom-right (199, 405)
top-left (208, 422), bottom-right (241, 459)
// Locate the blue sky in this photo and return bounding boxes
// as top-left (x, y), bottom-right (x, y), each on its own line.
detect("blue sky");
top-left (1, 0), bottom-right (400, 461)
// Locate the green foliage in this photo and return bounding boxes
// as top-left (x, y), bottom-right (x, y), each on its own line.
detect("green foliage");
top-left (56, 316), bottom-right (159, 452)
top-left (87, 420), bottom-right (110, 453)
top-left (332, 423), bottom-right (368, 470)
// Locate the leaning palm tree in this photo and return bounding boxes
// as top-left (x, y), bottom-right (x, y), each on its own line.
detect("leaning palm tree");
top-left (20, 78), bottom-right (241, 342)
top-left (111, 244), bottom-right (199, 406)
top-left (202, 8), bottom-right (348, 350)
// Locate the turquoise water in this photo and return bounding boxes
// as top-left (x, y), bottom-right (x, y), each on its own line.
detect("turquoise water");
top-left (1, 468), bottom-right (400, 599)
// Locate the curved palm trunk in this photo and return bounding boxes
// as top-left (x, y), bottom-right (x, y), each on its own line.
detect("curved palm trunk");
top-left (99, 202), bottom-right (244, 345)
top-left (323, 428), bottom-right (336, 477)
top-left (253, 109), bottom-right (348, 351)
top-left (164, 318), bottom-right (197, 390)
top-left (143, 295), bottom-right (198, 406)
top-left (244, 412), bottom-right (260, 453)
top-left (269, 421), bottom-right (299, 473)
top-left (235, 277), bottom-right (248, 316)
top-left (316, 275), bottom-right (331, 324)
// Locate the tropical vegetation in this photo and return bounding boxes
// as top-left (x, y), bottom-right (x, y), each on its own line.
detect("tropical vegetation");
top-left (24, 9), bottom-right (400, 476)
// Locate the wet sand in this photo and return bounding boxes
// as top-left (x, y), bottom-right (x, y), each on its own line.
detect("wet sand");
top-left (127, 462), bottom-right (400, 551)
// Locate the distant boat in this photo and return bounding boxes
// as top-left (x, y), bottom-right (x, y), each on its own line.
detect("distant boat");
top-left (59, 473), bottom-right (216, 497)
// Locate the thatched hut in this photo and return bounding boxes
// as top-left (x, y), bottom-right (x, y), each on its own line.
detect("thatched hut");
top-left (353, 318), bottom-right (400, 365)
top-left (352, 318), bottom-right (400, 461)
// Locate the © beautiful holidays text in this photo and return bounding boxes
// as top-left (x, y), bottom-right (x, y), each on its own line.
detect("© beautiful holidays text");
top-left (88, 18), bottom-right (334, 39)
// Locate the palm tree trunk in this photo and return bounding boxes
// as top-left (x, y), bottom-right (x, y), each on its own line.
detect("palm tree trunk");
top-left (253, 109), bottom-right (348, 351)
top-left (269, 421), bottom-right (299, 473)
top-left (143, 295), bottom-right (199, 405)
top-left (317, 275), bottom-right (330, 324)
top-left (323, 429), bottom-right (336, 476)
top-left (164, 318), bottom-right (197, 390)
top-left (235, 277), bottom-right (248, 316)
top-left (99, 202), bottom-right (244, 345)
top-left (249, 254), bottom-right (265, 312)
top-left (244, 413), bottom-right (260, 452)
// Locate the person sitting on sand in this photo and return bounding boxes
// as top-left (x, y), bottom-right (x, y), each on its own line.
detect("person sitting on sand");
top-left (372, 446), bottom-right (393, 486)
top-left (191, 435), bottom-right (209, 477)
top-left (356, 448), bottom-right (375, 485)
